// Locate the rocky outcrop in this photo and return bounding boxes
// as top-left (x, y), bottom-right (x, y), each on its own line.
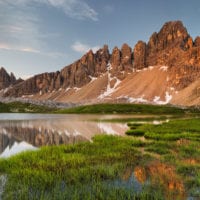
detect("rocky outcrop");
top-left (111, 44), bottom-right (133, 74)
top-left (133, 41), bottom-right (147, 69)
top-left (0, 67), bottom-right (17, 90)
top-left (111, 47), bottom-right (121, 71)
top-left (121, 43), bottom-right (133, 70)
top-left (148, 21), bottom-right (189, 52)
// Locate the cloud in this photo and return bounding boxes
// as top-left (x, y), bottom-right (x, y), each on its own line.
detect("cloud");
top-left (1, 0), bottom-right (98, 21)
top-left (0, 43), bottom-right (39, 53)
top-left (46, 0), bottom-right (98, 21)
top-left (71, 42), bottom-right (100, 54)
top-left (0, 43), bottom-right (66, 58)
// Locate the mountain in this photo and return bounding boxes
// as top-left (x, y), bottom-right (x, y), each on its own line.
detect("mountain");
top-left (1, 21), bottom-right (200, 106)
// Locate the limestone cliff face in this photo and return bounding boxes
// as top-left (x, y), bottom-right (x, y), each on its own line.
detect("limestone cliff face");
top-left (3, 20), bottom-right (200, 103)
top-left (4, 43), bottom-right (134, 97)
top-left (133, 41), bottom-right (147, 69)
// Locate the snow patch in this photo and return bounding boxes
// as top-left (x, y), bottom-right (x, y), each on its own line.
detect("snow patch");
top-left (128, 96), bottom-right (148, 103)
top-left (160, 66), bottom-right (168, 71)
top-left (98, 66), bottom-right (121, 99)
top-left (153, 92), bottom-right (172, 105)
top-left (65, 87), bottom-right (80, 92)
top-left (89, 75), bottom-right (97, 83)
top-left (136, 69), bottom-right (141, 72)
top-left (149, 66), bottom-right (154, 70)
top-left (153, 96), bottom-right (161, 102)
top-left (165, 91), bottom-right (172, 103)
top-left (136, 66), bottom-right (154, 72)
top-left (74, 87), bottom-right (81, 91)
top-left (107, 62), bottom-right (112, 70)
top-left (118, 95), bottom-right (148, 103)
top-left (65, 87), bottom-right (71, 92)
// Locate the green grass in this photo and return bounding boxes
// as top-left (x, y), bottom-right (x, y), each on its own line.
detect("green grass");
top-left (56, 103), bottom-right (190, 115)
top-left (0, 101), bottom-right (57, 113)
top-left (125, 129), bottom-right (145, 136)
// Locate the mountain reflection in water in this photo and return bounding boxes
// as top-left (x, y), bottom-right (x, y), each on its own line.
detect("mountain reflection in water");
top-left (0, 114), bottom-right (128, 157)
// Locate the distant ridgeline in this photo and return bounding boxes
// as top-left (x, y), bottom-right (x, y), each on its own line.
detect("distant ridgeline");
top-left (1, 21), bottom-right (200, 106)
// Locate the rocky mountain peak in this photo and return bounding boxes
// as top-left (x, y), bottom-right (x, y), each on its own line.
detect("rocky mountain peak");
top-left (0, 67), bottom-right (17, 90)
top-left (0, 67), bottom-right (8, 75)
top-left (159, 21), bottom-right (188, 38)
top-left (148, 21), bottom-right (189, 52)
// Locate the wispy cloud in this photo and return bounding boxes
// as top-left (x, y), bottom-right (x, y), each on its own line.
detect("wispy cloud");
top-left (46, 0), bottom-right (98, 21)
top-left (0, 0), bottom-right (98, 56)
top-left (71, 41), bottom-right (100, 54)
top-left (0, 43), bottom-right (66, 58)
top-left (1, 0), bottom-right (98, 21)
top-left (0, 43), bottom-right (39, 53)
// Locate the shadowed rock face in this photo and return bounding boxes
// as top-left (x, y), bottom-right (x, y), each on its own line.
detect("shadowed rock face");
top-left (3, 21), bottom-right (200, 100)
top-left (0, 67), bottom-right (17, 90)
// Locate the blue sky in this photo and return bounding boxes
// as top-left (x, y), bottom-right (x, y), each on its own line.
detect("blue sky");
top-left (0, 0), bottom-right (200, 79)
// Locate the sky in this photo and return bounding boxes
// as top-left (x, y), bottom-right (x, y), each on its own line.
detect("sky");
top-left (0, 0), bottom-right (200, 79)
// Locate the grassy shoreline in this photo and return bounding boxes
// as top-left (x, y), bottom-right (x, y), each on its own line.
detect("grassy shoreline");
top-left (1, 101), bottom-right (200, 116)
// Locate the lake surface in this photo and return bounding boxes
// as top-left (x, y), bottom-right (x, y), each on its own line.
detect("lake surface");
top-left (0, 114), bottom-right (129, 158)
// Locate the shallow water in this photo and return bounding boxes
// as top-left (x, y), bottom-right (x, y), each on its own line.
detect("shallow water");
top-left (0, 114), bottom-right (130, 157)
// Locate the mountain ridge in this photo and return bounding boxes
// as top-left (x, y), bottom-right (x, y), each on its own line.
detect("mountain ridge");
top-left (1, 20), bottom-right (200, 106)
